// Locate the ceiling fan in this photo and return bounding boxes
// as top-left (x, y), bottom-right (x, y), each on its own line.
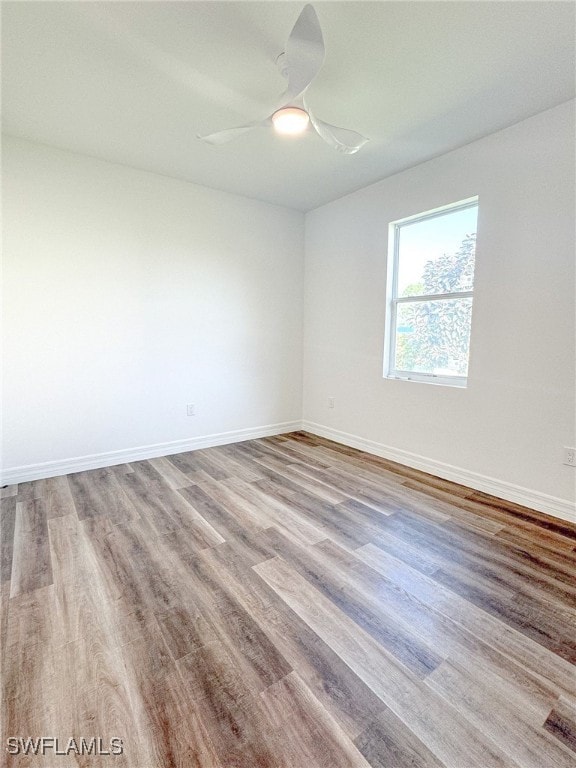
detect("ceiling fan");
top-left (198, 4), bottom-right (368, 154)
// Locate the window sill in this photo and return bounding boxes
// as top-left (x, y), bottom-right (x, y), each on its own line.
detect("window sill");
top-left (385, 374), bottom-right (467, 388)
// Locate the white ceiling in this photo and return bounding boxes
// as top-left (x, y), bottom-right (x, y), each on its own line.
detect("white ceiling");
top-left (2, 1), bottom-right (575, 211)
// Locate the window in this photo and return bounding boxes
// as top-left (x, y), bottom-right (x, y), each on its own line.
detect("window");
top-left (385, 198), bottom-right (478, 387)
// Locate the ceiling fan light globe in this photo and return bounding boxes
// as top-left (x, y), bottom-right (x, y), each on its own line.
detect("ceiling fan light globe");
top-left (272, 107), bottom-right (310, 135)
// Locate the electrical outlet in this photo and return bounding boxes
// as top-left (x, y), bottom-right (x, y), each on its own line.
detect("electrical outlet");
top-left (563, 447), bottom-right (576, 467)
top-left (186, 403), bottom-right (195, 417)
top-left (328, 397), bottom-right (335, 409)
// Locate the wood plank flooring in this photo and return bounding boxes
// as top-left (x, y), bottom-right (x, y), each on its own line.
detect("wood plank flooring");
top-left (1, 431), bottom-right (575, 767)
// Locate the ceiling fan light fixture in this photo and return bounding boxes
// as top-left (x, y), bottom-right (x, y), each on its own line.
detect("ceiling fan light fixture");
top-left (198, 5), bottom-right (368, 153)
top-left (272, 107), bottom-right (310, 135)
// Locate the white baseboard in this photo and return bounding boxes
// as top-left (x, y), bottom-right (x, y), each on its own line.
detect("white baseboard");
top-left (4, 418), bottom-right (574, 524)
top-left (0, 421), bottom-right (302, 485)
top-left (302, 420), bottom-right (576, 524)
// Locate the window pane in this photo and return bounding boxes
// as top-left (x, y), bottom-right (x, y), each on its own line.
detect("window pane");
top-left (394, 297), bottom-right (472, 376)
top-left (397, 206), bottom-right (477, 298)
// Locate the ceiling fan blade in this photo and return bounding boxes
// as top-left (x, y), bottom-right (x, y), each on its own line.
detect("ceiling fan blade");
top-left (283, 4), bottom-right (325, 103)
top-left (307, 108), bottom-right (369, 154)
top-left (198, 118), bottom-right (270, 145)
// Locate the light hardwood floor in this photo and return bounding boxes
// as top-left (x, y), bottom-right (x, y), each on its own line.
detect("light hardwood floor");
top-left (1, 432), bottom-right (575, 767)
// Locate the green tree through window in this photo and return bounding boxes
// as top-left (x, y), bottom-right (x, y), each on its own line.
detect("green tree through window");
top-left (395, 233), bottom-right (476, 376)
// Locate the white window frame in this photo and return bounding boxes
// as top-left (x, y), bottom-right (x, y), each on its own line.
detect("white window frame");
top-left (384, 197), bottom-right (478, 388)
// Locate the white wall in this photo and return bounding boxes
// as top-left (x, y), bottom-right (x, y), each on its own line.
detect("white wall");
top-left (2, 136), bottom-right (304, 477)
top-left (3, 104), bottom-right (575, 520)
top-left (303, 101), bottom-right (575, 518)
